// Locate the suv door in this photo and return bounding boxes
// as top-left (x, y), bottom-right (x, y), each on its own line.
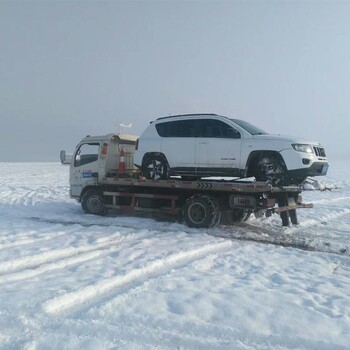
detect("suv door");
top-left (195, 119), bottom-right (242, 176)
top-left (156, 119), bottom-right (197, 173)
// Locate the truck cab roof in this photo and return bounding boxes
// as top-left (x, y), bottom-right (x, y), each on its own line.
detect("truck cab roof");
top-left (80, 133), bottom-right (138, 144)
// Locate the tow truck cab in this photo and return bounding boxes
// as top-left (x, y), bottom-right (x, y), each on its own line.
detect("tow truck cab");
top-left (69, 134), bottom-right (137, 199)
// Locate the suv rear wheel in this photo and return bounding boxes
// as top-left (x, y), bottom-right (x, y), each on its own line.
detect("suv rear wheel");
top-left (142, 154), bottom-right (169, 180)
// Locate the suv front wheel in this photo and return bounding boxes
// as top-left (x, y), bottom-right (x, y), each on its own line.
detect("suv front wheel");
top-left (249, 154), bottom-right (288, 185)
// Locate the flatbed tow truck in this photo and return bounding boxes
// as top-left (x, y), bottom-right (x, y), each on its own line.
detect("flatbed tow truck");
top-left (65, 133), bottom-right (313, 228)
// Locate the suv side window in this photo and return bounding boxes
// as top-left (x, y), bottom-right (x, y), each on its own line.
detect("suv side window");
top-left (156, 120), bottom-right (197, 137)
top-left (198, 119), bottom-right (241, 139)
top-left (74, 143), bottom-right (99, 167)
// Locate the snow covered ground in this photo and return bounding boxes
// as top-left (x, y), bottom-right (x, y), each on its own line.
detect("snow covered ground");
top-left (0, 160), bottom-right (350, 350)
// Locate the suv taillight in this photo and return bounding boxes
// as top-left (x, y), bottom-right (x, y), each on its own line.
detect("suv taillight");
top-left (135, 138), bottom-right (139, 150)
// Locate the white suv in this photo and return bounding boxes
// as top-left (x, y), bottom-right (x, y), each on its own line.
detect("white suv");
top-left (134, 114), bottom-right (329, 185)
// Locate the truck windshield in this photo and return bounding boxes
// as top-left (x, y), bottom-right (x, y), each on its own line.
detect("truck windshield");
top-left (230, 119), bottom-right (267, 135)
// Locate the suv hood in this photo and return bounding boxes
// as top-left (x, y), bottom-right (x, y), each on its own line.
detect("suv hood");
top-left (251, 133), bottom-right (322, 146)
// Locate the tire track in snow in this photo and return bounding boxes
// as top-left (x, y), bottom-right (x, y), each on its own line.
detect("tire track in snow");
top-left (111, 314), bottom-right (346, 350)
top-left (0, 231), bottom-right (70, 251)
top-left (312, 195), bottom-right (350, 206)
top-left (0, 229), bottom-right (157, 283)
top-left (0, 232), bottom-right (124, 274)
top-left (240, 206), bottom-right (350, 237)
top-left (211, 208), bottom-right (350, 256)
top-left (42, 240), bottom-right (233, 315)
top-left (0, 184), bottom-right (67, 206)
top-left (0, 248), bottom-right (114, 285)
top-left (288, 207), bottom-right (350, 232)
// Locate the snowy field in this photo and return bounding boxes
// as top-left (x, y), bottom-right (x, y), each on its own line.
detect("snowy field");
top-left (0, 161), bottom-right (350, 350)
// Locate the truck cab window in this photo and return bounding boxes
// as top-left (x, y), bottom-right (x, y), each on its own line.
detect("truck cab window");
top-left (74, 143), bottom-right (99, 167)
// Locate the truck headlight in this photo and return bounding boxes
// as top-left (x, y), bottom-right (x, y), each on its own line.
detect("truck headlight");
top-left (292, 144), bottom-right (313, 153)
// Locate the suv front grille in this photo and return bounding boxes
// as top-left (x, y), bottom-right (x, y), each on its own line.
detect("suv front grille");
top-left (313, 146), bottom-right (326, 157)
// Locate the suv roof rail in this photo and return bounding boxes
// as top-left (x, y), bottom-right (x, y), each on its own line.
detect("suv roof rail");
top-left (155, 113), bottom-right (219, 122)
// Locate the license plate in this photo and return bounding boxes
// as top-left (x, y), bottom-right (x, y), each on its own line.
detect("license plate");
top-left (321, 163), bottom-right (329, 175)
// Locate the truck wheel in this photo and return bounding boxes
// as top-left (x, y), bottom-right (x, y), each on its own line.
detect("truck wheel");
top-left (182, 195), bottom-right (220, 228)
top-left (252, 155), bottom-right (287, 185)
top-left (81, 190), bottom-right (106, 215)
top-left (142, 154), bottom-right (169, 180)
top-left (220, 209), bottom-right (250, 225)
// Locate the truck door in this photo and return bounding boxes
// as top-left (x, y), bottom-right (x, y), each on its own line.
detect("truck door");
top-left (196, 119), bottom-right (242, 176)
top-left (70, 142), bottom-right (100, 198)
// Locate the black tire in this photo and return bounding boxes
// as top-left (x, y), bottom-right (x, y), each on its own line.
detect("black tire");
top-left (220, 209), bottom-right (250, 225)
top-left (243, 211), bottom-right (252, 221)
top-left (251, 155), bottom-right (288, 185)
top-left (182, 195), bottom-right (221, 228)
top-left (142, 154), bottom-right (169, 180)
top-left (81, 189), bottom-right (106, 215)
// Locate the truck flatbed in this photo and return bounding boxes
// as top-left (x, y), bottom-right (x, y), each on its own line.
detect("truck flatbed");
top-left (100, 176), bottom-right (301, 193)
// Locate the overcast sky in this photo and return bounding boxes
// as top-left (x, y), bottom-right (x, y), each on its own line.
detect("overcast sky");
top-left (1, 0), bottom-right (349, 161)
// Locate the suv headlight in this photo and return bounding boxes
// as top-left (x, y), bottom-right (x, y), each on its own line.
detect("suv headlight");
top-left (292, 144), bottom-right (313, 153)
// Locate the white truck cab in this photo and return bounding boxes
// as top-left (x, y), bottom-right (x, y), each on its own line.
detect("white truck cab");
top-left (70, 134), bottom-right (137, 199)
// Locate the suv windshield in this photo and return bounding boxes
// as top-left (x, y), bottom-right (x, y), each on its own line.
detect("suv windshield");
top-left (230, 119), bottom-right (267, 135)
